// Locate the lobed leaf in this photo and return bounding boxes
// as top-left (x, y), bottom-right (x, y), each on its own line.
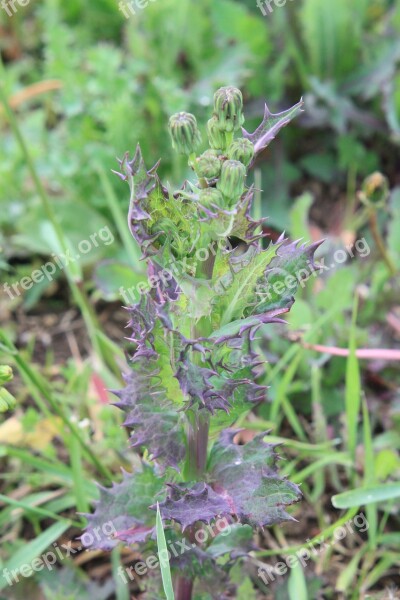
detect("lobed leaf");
top-left (242, 99), bottom-right (304, 160)
top-left (208, 430), bottom-right (302, 527)
top-left (84, 466), bottom-right (164, 550)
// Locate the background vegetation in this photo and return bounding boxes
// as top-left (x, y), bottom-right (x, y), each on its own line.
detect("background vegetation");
top-left (0, 0), bottom-right (399, 598)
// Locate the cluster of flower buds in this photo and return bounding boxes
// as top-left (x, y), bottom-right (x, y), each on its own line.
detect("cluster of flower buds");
top-left (0, 365), bottom-right (16, 413)
top-left (168, 86), bottom-right (254, 208)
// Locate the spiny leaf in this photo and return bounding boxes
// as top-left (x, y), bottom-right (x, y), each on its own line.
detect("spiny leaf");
top-left (119, 145), bottom-right (198, 260)
top-left (253, 238), bottom-right (323, 314)
top-left (208, 430), bottom-right (302, 527)
top-left (213, 242), bottom-right (278, 327)
top-left (84, 466), bottom-right (164, 550)
top-left (155, 483), bottom-right (230, 530)
top-left (114, 296), bottom-right (186, 470)
top-left (243, 98), bottom-right (304, 159)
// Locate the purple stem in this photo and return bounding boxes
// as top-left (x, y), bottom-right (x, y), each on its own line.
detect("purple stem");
top-left (175, 412), bottom-right (210, 599)
top-left (175, 576), bottom-right (194, 600)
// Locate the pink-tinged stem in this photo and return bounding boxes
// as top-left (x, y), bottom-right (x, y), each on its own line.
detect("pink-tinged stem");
top-left (302, 342), bottom-right (400, 361)
top-left (177, 412), bottom-right (210, 599)
top-left (175, 576), bottom-right (194, 600)
top-left (187, 410), bottom-right (210, 480)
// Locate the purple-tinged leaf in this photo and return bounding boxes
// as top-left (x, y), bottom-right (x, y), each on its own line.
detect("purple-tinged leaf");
top-left (83, 466), bottom-right (164, 550)
top-left (208, 430), bottom-right (302, 527)
top-left (175, 358), bottom-right (230, 413)
top-left (230, 185), bottom-right (266, 243)
top-left (243, 98), bottom-right (304, 159)
top-left (120, 145), bottom-right (200, 261)
top-left (154, 483), bottom-right (230, 530)
top-left (255, 238), bottom-right (324, 314)
top-left (210, 307), bottom-right (289, 344)
top-left (115, 296), bottom-right (186, 470)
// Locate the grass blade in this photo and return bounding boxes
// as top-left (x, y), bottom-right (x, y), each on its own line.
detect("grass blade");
top-left (362, 397), bottom-right (378, 549)
top-left (0, 521), bottom-right (70, 590)
top-left (288, 560), bottom-right (308, 600)
top-left (346, 295), bottom-right (361, 462)
top-left (111, 547), bottom-right (130, 600)
top-left (156, 502), bottom-right (175, 600)
top-left (332, 483), bottom-right (400, 509)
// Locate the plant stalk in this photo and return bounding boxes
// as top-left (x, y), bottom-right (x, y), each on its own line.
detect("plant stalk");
top-left (177, 411), bottom-right (209, 599)
top-left (368, 208), bottom-right (396, 276)
top-left (175, 577), bottom-right (194, 600)
top-left (186, 410), bottom-right (210, 480)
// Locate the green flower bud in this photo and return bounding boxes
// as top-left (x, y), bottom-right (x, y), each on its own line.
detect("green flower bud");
top-left (361, 172), bottom-right (389, 208)
top-left (207, 117), bottom-right (226, 150)
top-left (168, 112), bottom-right (202, 155)
top-left (0, 365), bottom-right (13, 385)
top-left (213, 87), bottom-right (245, 133)
top-left (196, 150), bottom-right (221, 179)
top-left (217, 160), bottom-right (246, 203)
top-left (0, 387), bottom-right (16, 412)
top-left (227, 138), bottom-right (254, 168)
top-left (198, 187), bottom-right (224, 208)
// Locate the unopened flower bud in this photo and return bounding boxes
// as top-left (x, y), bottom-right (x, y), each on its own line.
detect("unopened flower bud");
top-left (168, 112), bottom-right (201, 155)
top-left (213, 87), bottom-right (244, 133)
top-left (198, 188), bottom-right (224, 208)
top-left (0, 387), bottom-right (16, 412)
top-left (227, 138), bottom-right (254, 168)
top-left (207, 117), bottom-right (226, 150)
top-left (196, 150), bottom-right (221, 179)
top-left (217, 160), bottom-right (246, 203)
top-left (0, 365), bottom-right (13, 385)
top-left (361, 172), bottom-right (389, 208)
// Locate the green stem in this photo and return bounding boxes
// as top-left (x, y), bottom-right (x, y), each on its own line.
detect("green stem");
top-left (368, 208), bottom-right (396, 276)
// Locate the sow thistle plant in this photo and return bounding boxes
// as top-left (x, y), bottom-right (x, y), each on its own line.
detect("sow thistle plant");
top-left (86, 87), bottom-right (320, 598)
